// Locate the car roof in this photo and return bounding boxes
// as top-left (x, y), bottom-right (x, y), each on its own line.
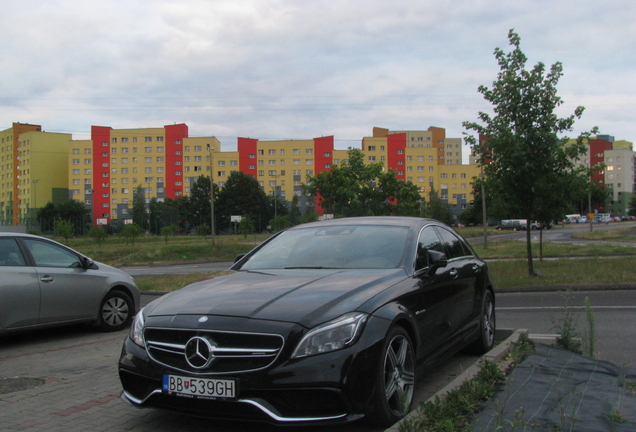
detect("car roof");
top-left (289, 216), bottom-right (441, 230)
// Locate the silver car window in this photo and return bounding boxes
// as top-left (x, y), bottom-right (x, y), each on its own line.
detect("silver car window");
top-left (23, 239), bottom-right (82, 268)
top-left (0, 238), bottom-right (27, 266)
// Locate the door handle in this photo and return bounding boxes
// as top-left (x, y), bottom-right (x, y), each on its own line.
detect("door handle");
top-left (40, 276), bottom-right (54, 283)
top-left (449, 268), bottom-right (459, 278)
top-left (472, 264), bottom-right (480, 273)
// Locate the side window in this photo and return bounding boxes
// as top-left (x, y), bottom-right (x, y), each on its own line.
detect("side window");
top-left (436, 228), bottom-right (469, 259)
top-left (416, 227), bottom-right (444, 270)
top-left (0, 238), bottom-right (27, 266)
top-left (23, 239), bottom-right (82, 268)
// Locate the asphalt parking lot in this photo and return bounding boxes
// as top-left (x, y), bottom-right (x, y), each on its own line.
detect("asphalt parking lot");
top-left (0, 322), bottom-right (479, 432)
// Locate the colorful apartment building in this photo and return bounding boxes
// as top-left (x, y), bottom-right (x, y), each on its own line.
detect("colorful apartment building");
top-left (0, 123), bottom-right (71, 226)
top-left (2, 122), bottom-right (509, 228)
top-left (363, 127), bottom-right (479, 217)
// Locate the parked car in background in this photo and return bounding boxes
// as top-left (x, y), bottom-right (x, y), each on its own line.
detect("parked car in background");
top-left (119, 217), bottom-right (495, 427)
top-left (496, 219), bottom-right (524, 230)
top-left (0, 233), bottom-right (139, 334)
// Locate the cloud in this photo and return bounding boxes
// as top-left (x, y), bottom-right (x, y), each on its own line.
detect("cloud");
top-left (1, 0), bottom-right (634, 151)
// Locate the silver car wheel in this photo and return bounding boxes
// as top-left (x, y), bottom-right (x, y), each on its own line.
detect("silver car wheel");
top-left (99, 291), bottom-right (133, 331)
top-left (383, 332), bottom-right (415, 417)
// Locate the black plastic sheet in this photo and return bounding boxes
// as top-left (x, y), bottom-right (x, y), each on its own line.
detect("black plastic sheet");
top-left (472, 344), bottom-right (636, 431)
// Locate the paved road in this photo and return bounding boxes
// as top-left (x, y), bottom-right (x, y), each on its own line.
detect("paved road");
top-left (0, 319), bottom-right (480, 432)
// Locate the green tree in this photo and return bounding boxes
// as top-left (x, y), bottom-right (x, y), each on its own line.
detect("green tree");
top-left (87, 225), bottom-right (108, 246)
top-left (54, 219), bottom-right (75, 244)
top-left (121, 223), bottom-right (143, 245)
top-left (238, 214), bottom-right (255, 238)
top-left (269, 215), bottom-right (291, 232)
top-left (196, 224), bottom-right (211, 236)
top-left (215, 172), bottom-right (270, 233)
top-left (425, 189), bottom-right (453, 225)
top-left (161, 225), bottom-right (177, 243)
top-left (187, 175), bottom-right (218, 233)
top-left (628, 196), bottom-right (636, 217)
top-left (463, 29), bottom-right (597, 276)
top-left (376, 171), bottom-right (423, 216)
top-left (303, 148), bottom-right (422, 217)
top-left (132, 186), bottom-right (147, 230)
top-left (37, 202), bottom-right (58, 232)
top-left (289, 195), bottom-right (301, 226)
top-left (37, 200), bottom-right (89, 234)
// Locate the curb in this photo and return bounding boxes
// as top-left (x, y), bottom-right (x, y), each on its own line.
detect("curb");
top-left (385, 328), bottom-right (529, 432)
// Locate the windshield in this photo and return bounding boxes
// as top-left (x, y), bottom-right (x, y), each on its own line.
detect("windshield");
top-left (238, 225), bottom-right (409, 270)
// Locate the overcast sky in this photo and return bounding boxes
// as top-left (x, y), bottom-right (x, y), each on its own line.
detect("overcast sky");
top-left (2, 0), bottom-right (634, 156)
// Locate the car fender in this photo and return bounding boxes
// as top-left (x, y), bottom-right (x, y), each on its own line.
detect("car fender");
top-left (369, 301), bottom-right (421, 356)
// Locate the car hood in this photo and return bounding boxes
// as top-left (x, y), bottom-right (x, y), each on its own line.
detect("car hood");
top-left (144, 269), bottom-right (407, 328)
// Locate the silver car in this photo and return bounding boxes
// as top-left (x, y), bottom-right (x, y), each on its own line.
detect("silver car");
top-left (0, 232), bottom-right (139, 333)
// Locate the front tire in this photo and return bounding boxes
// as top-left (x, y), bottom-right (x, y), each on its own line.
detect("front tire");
top-left (97, 290), bottom-right (133, 332)
top-left (369, 326), bottom-right (416, 427)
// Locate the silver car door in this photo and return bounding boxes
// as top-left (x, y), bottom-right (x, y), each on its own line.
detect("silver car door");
top-left (0, 238), bottom-right (40, 329)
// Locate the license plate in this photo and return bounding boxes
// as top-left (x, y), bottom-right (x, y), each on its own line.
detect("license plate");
top-left (162, 374), bottom-right (237, 400)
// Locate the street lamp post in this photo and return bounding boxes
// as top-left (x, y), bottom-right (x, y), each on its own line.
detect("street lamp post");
top-left (207, 144), bottom-right (216, 245)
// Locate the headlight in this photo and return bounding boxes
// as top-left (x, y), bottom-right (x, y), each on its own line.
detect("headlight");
top-left (130, 308), bottom-right (146, 347)
top-left (291, 312), bottom-right (368, 359)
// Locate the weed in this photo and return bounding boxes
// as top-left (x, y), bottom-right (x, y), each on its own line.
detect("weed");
top-left (583, 296), bottom-right (596, 358)
top-left (398, 361), bottom-right (504, 432)
top-left (619, 377), bottom-right (636, 396)
top-left (507, 332), bottom-right (535, 366)
top-left (551, 292), bottom-right (582, 355)
top-left (606, 408), bottom-right (635, 424)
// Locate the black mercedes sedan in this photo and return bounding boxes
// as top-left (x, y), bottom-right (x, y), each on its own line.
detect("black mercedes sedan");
top-left (118, 216), bottom-right (495, 427)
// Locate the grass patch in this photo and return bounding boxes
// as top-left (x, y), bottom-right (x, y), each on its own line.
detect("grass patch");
top-left (399, 361), bottom-right (506, 432)
top-left (472, 239), bottom-right (636, 259)
top-left (488, 257), bottom-right (636, 288)
top-left (572, 227), bottom-right (636, 242)
top-left (135, 271), bottom-right (233, 292)
top-left (63, 234), bottom-right (270, 266)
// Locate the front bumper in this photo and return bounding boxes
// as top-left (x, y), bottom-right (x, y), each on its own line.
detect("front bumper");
top-left (118, 316), bottom-right (390, 425)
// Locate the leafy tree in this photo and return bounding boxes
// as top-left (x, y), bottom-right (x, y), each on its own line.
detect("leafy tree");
top-left (54, 219), bottom-right (74, 244)
top-left (238, 214), bottom-right (255, 238)
top-left (161, 225), bottom-right (177, 243)
top-left (121, 223), bottom-right (143, 245)
top-left (299, 212), bottom-right (320, 224)
top-left (38, 200), bottom-right (89, 234)
top-left (628, 196), bottom-right (636, 217)
top-left (377, 171), bottom-right (423, 216)
top-left (186, 175), bottom-right (218, 233)
top-left (37, 202), bottom-right (58, 232)
top-left (463, 29), bottom-right (597, 276)
top-left (87, 225), bottom-right (108, 246)
top-left (131, 186), bottom-right (147, 230)
top-left (215, 172), bottom-right (270, 233)
top-left (196, 224), bottom-right (211, 236)
top-left (303, 148), bottom-right (422, 217)
top-left (269, 215), bottom-right (291, 232)
top-left (424, 189), bottom-right (453, 225)
top-left (289, 195), bottom-right (302, 226)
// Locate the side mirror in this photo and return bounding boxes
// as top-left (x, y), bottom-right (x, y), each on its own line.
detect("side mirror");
top-left (415, 250), bottom-right (447, 277)
top-left (80, 256), bottom-right (98, 269)
top-left (234, 253), bottom-right (246, 263)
